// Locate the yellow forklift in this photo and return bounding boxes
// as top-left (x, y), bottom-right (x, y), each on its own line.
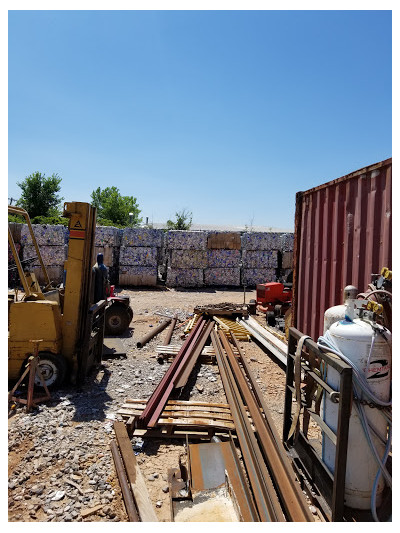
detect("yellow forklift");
top-left (8, 202), bottom-right (106, 388)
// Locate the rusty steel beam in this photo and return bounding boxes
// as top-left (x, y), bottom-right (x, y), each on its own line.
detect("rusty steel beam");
top-left (138, 317), bottom-right (205, 428)
top-left (211, 330), bottom-right (284, 522)
top-left (110, 440), bottom-right (139, 522)
top-left (221, 331), bottom-right (313, 522)
top-left (136, 318), bottom-right (172, 348)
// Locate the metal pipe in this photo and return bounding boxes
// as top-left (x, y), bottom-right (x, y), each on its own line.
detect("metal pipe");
top-left (163, 315), bottom-right (177, 345)
top-left (110, 440), bottom-right (139, 522)
top-left (136, 318), bottom-right (171, 348)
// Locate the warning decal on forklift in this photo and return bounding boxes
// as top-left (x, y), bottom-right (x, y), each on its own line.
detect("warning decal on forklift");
top-left (70, 229), bottom-right (86, 239)
top-left (73, 220), bottom-right (83, 228)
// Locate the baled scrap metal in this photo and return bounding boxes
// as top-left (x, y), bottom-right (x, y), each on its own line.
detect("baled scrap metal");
top-left (204, 268), bottom-right (241, 286)
top-left (242, 250), bottom-right (278, 269)
top-left (241, 232), bottom-right (294, 252)
top-left (21, 224), bottom-right (67, 246)
top-left (166, 268), bottom-right (204, 288)
top-left (122, 227), bottom-right (163, 247)
top-left (166, 230), bottom-right (208, 250)
top-left (206, 249), bottom-right (241, 268)
top-left (242, 268), bottom-right (276, 286)
top-left (94, 226), bottom-right (121, 246)
top-left (119, 266), bottom-right (157, 286)
top-left (169, 249), bottom-right (207, 269)
top-left (22, 244), bottom-right (68, 266)
top-left (119, 246), bottom-right (158, 267)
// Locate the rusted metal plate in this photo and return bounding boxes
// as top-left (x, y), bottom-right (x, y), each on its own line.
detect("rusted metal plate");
top-left (293, 158), bottom-right (392, 341)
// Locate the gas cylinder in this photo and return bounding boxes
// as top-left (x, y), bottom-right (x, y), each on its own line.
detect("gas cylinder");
top-left (322, 307), bottom-right (391, 510)
top-left (323, 285), bottom-right (358, 333)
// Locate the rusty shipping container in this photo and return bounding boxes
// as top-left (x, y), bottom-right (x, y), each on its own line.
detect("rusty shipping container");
top-left (292, 158), bottom-right (392, 341)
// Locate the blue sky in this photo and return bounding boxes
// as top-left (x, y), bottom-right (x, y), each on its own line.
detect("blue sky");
top-left (8, 9), bottom-right (392, 230)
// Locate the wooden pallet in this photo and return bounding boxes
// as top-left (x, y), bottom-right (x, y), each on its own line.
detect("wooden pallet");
top-left (117, 399), bottom-right (237, 439)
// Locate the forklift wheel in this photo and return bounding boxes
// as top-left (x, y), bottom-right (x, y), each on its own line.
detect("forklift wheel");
top-left (105, 305), bottom-right (131, 335)
top-left (266, 311), bottom-right (276, 327)
top-left (34, 353), bottom-right (67, 390)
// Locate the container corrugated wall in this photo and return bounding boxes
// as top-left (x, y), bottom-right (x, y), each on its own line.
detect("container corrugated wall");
top-left (293, 158), bottom-right (392, 341)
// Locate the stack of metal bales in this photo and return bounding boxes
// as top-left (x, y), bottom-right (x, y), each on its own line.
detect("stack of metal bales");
top-left (241, 232), bottom-right (293, 287)
top-left (204, 232), bottom-right (242, 286)
top-left (21, 224), bottom-right (68, 285)
top-left (119, 228), bottom-right (163, 286)
top-left (166, 231), bottom-right (207, 287)
top-left (94, 226), bottom-right (122, 284)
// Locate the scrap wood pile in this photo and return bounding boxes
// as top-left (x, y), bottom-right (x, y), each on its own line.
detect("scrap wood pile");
top-left (112, 304), bottom-right (313, 522)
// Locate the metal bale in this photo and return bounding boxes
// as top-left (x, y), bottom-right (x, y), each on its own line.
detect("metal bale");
top-left (204, 268), bottom-right (241, 286)
top-left (21, 224), bottom-right (67, 246)
top-left (241, 268), bottom-right (276, 287)
top-left (94, 226), bottom-right (121, 246)
top-left (166, 268), bottom-right (204, 288)
top-left (166, 230), bottom-right (208, 250)
top-left (242, 250), bottom-right (279, 269)
top-left (169, 249), bottom-right (207, 269)
top-left (119, 246), bottom-right (158, 267)
top-left (121, 227), bottom-right (164, 247)
top-left (206, 249), bottom-right (241, 268)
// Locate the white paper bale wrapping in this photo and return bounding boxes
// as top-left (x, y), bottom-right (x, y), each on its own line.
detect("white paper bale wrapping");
top-left (119, 266), bottom-right (158, 286)
top-left (166, 231), bottom-right (208, 250)
top-left (242, 268), bottom-right (276, 286)
top-left (21, 224), bottom-right (67, 246)
top-left (242, 250), bottom-right (278, 269)
top-left (119, 246), bottom-right (158, 267)
top-left (95, 226), bottom-right (121, 246)
top-left (207, 249), bottom-right (241, 268)
top-left (22, 245), bottom-right (68, 267)
top-left (170, 250), bottom-right (207, 269)
top-left (166, 268), bottom-right (204, 287)
top-left (204, 268), bottom-right (241, 286)
top-left (241, 232), bottom-right (294, 251)
top-left (122, 228), bottom-right (163, 247)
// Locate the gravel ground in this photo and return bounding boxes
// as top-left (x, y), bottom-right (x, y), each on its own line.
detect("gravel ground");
top-left (8, 287), bottom-right (319, 522)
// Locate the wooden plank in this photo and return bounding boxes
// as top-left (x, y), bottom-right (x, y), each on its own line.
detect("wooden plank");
top-left (124, 398), bottom-right (230, 409)
top-left (118, 406), bottom-right (232, 420)
top-left (132, 428), bottom-right (233, 440)
top-left (121, 403), bottom-right (231, 415)
top-left (113, 421), bottom-right (158, 522)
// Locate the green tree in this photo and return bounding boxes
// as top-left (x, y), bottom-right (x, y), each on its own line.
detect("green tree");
top-left (16, 171), bottom-right (64, 218)
top-left (90, 186), bottom-right (142, 227)
top-left (166, 209), bottom-right (193, 230)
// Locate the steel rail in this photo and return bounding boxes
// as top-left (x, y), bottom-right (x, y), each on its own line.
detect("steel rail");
top-left (211, 330), bottom-right (284, 522)
top-left (223, 331), bottom-right (313, 522)
top-left (110, 440), bottom-right (140, 522)
top-left (138, 316), bottom-right (205, 427)
top-left (146, 319), bottom-right (210, 428)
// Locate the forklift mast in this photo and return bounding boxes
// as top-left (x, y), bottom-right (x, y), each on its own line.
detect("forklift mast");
top-left (62, 202), bottom-right (105, 381)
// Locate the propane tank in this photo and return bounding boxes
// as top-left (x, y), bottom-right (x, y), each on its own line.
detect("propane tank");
top-left (321, 302), bottom-right (391, 510)
top-left (323, 285), bottom-right (358, 333)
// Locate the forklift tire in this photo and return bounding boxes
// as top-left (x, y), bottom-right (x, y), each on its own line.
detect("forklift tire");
top-left (105, 305), bottom-right (131, 335)
top-left (34, 353), bottom-right (67, 390)
top-left (127, 306), bottom-right (134, 321)
top-left (266, 311), bottom-right (276, 327)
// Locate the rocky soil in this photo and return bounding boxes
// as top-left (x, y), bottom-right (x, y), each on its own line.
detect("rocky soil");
top-left (8, 287), bottom-right (319, 522)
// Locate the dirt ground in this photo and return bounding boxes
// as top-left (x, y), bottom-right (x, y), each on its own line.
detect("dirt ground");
top-left (8, 286), bottom-right (320, 522)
